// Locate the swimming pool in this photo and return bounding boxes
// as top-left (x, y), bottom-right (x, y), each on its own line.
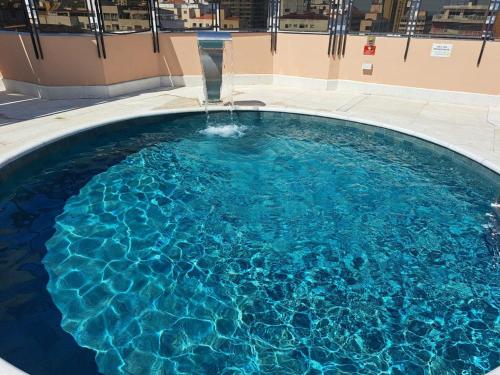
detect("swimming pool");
top-left (0, 111), bottom-right (499, 374)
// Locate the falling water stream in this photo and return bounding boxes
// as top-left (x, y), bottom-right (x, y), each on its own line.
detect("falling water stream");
top-left (198, 32), bottom-right (244, 138)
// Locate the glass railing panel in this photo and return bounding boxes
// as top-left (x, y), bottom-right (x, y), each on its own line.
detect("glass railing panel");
top-left (417, 0), bottom-right (490, 39)
top-left (158, 0), bottom-right (215, 30)
top-left (279, 0), bottom-right (330, 32)
top-left (100, 0), bottom-right (150, 33)
top-left (219, 0), bottom-right (268, 31)
top-left (0, 0), bottom-right (28, 31)
top-left (350, 0), bottom-right (410, 34)
top-left (37, 0), bottom-right (92, 33)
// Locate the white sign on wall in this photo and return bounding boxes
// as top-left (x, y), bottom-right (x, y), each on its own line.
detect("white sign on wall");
top-left (430, 43), bottom-right (453, 58)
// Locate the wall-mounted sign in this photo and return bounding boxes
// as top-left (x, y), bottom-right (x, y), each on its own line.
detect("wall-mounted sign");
top-left (364, 45), bottom-right (376, 55)
top-left (364, 36), bottom-right (376, 55)
top-left (431, 43), bottom-right (453, 58)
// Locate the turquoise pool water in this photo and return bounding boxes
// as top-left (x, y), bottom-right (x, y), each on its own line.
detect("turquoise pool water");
top-left (4, 112), bottom-right (499, 374)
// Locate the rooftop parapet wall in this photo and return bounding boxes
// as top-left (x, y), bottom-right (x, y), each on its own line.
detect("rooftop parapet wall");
top-left (338, 35), bottom-right (500, 96)
top-left (232, 33), bottom-right (273, 75)
top-left (0, 31), bottom-right (498, 96)
top-left (273, 33), bottom-right (334, 80)
top-left (0, 33), bottom-right (107, 86)
top-left (0, 32), bottom-right (202, 87)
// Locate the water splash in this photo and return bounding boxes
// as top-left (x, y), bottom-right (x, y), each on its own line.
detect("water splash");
top-left (200, 124), bottom-right (247, 138)
top-left (221, 38), bottom-right (235, 113)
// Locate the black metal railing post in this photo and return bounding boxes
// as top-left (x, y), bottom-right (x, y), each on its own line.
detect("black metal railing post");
top-left (147, 0), bottom-right (160, 53)
top-left (274, 0), bottom-right (280, 52)
top-left (477, 0), bottom-right (499, 66)
top-left (28, 0), bottom-right (43, 59)
top-left (147, 0), bottom-right (154, 52)
top-left (86, 0), bottom-right (102, 58)
top-left (215, 0), bottom-right (221, 31)
top-left (154, 0), bottom-right (160, 49)
top-left (268, 0), bottom-right (273, 51)
top-left (23, 0), bottom-right (43, 59)
top-left (94, 0), bottom-right (106, 59)
top-left (21, 0), bottom-right (40, 59)
top-left (269, 0), bottom-right (279, 52)
top-left (329, 0), bottom-right (340, 57)
top-left (211, 1), bottom-right (217, 31)
top-left (341, 0), bottom-right (353, 57)
top-left (327, 0), bottom-right (334, 55)
top-left (337, 0), bottom-right (346, 57)
top-left (404, 0), bottom-right (422, 61)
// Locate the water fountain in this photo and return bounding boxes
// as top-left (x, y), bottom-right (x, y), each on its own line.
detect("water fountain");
top-left (197, 31), bottom-right (244, 137)
top-left (197, 31), bottom-right (234, 106)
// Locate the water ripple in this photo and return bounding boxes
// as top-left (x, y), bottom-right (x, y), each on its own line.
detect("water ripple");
top-left (43, 113), bottom-right (500, 375)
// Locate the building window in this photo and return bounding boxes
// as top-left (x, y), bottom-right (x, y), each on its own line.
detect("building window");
top-left (280, 2), bottom-right (329, 32)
